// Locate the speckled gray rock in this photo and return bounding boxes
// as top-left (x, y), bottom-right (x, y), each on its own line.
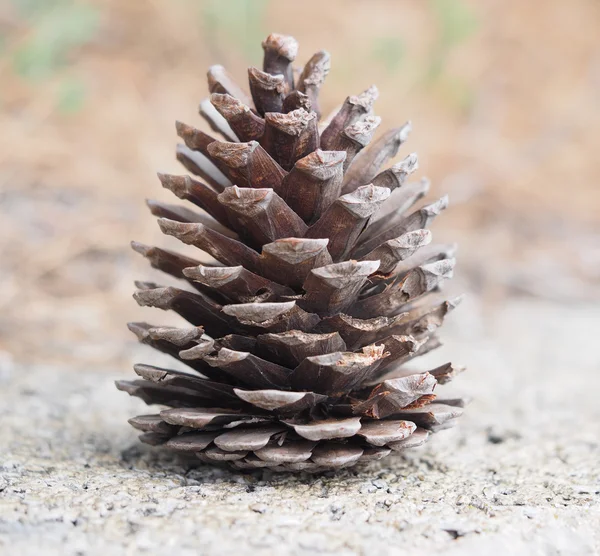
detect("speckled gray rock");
top-left (1, 298), bottom-right (599, 555)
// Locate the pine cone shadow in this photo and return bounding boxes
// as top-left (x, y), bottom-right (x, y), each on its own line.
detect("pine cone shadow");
top-left (118, 440), bottom-right (426, 485)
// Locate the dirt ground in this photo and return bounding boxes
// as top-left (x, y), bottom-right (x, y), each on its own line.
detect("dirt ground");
top-left (0, 1), bottom-right (599, 554)
top-left (1, 296), bottom-right (599, 555)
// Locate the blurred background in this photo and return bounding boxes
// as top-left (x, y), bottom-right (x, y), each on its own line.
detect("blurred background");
top-left (0, 0), bottom-right (598, 371)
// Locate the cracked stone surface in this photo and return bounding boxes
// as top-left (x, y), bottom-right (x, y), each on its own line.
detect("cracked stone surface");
top-left (1, 298), bottom-right (599, 555)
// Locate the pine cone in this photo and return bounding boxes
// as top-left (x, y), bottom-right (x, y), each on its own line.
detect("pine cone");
top-left (117, 33), bottom-right (466, 472)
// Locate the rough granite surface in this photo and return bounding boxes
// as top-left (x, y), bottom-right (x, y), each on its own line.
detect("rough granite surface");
top-left (1, 298), bottom-right (599, 555)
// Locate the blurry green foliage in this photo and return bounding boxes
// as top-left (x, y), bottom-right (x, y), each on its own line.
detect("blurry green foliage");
top-left (6, 0), bottom-right (99, 112)
top-left (371, 36), bottom-right (405, 74)
top-left (439, 74), bottom-right (475, 113)
top-left (365, 1), bottom-right (477, 113)
top-left (431, 0), bottom-right (478, 48)
top-left (11, 0), bottom-right (99, 80)
top-left (426, 0), bottom-right (478, 82)
top-left (425, 0), bottom-right (478, 113)
top-left (200, 0), bottom-right (270, 61)
top-left (13, 0), bottom-right (56, 17)
top-left (56, 76), bottom-right (87, 114)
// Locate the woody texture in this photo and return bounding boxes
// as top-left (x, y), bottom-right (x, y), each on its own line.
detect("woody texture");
top-left (117, 33), bottom-right (466, 472)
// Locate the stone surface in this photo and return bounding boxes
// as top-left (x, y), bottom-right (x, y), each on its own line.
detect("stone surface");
top-left (1, 298), bottom-right (599, 555)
